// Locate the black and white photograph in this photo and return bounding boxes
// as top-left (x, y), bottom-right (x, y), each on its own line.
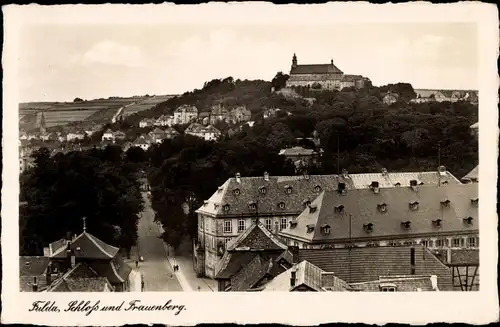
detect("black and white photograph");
top-left (2, 2), bottom-right (498, 326)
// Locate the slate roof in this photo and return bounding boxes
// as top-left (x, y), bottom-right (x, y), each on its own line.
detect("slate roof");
top-left (262, 260), bottom-right (351, 292)
top-left (461, 165), bottom-right (478, 182)
top-left (291, 247), bottom-right (453, 290)
top-left (215, 222), bottom-right (287, 279)
top-left (227, 254), bottom-right (284, 291)
top-left (280, 183), bottom-right (478, 243)
top-left (349, 275), bottom-right (438, 292)
top-left (49, 232), bottom-right (119, 260)
top-left (90, 256), bottom-right (132, 284)
top-left (20, 256), bottom-right (49, 276)
top-left (290, 64), bottom-right (343, 75)
top-left (47, 263), bottom-right (114, 292)
top-left (196, 171), bottom-right (462, 218)
top-left (175, 104), bottom-right (198, 113)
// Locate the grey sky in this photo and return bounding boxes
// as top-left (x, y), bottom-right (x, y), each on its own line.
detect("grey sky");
top-left (18, 22), bottom-right (477, 102)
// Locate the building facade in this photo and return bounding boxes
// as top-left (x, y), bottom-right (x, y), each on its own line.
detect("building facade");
top-left (285, 53), bottom-right (371, 90)
top-left (174, 105), bottom-right (198, 125)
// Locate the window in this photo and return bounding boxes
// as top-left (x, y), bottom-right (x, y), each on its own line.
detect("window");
top-left (233, 188), bottom-right (240, 196)
top-left (238, 219), bottom-right (245, 233)
top-left (440, 199), bottom-right (450, 207)
top-left (452, 238), bottom-right (461, 247)
top-left (403, 240), bottom-right (415, 246)
top-left (378, 203), bottom-right (387, 213)
top-left (435, 239), bottom-right (447, 247)
top-left (367, 241), bottom-right (380, 247)
top-left (363, 223), bottom-right (374, 233)
top-left (265, 218), bottom-right (272, 231)
top-left (224, 238), bottom-right (232, 247)
top-left (304, 200), bottom-right (311, 208)
top-left (248, 202), bottom-right (257, 210)
top-left (224, 220), bottom-right (232, 234)
top-left (463, 217), bottom-right (474, 225)
top-left (259, 186), bottom-right (267, 195)
top-left (212, 219), bottom-right (216, 233)
top-left (335, 205), bottom-right (344, 213)
top-left (421, 240), bottom-right (429, 247)
top-left (314, 185), bottom-right (322, 192)
top-left (468, 237), bottom-right (476, 247)
top-left (278, 202), bottom-right (286, 209)
top-left (409, 201), bottom-right (419, 211)
top-left (280, 218), bottom-right (287, 230)
top-left (471, 198), bottom-right (479, 206)
top-left (388, 240), bottom-right (400, 247)
top-left (401, 221), bottom-right (411, 229)
top-left (433, 219), bottom-right (442, 228)
top-left (285, 186), bottom-right (293, 194)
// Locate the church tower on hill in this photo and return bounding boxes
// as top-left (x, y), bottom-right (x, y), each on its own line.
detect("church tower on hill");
top-left (292, 53), bottom-right (298, 68)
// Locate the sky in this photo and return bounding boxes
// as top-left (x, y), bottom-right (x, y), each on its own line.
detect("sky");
top-left (18, 22), bottom-right (477, 102)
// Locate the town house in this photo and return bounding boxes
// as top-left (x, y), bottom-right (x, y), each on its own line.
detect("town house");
top-left (229, 106), bottom-right (252, 124)
top-left (139, 118), bottom-right (156, 128)
top-left (174, 105), bottom-right (198, 125)
top-left (209, 104), bottom-right (230, 125)
top-left (194, 168), bottom-right (463, 277)
top-left (101, 129), bottom-right (114, 142)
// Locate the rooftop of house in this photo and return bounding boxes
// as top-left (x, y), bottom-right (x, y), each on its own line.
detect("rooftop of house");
top-left (215, 222), bottom-right (287, 279)
top-left (46, 263), bottom-right (114, 292)
top-left (175, 104), bottom-right (198, 113)
top-left (349, 275), bottom-right (438, 292)
top-left (20, 256), bottom-right (50, 276)
top-left (280, 183), bottom-right (478, 243)
top-left (262, 260), bottom-right (351, 292)
top-left (196, 169), bottom-right (463, 217)
top-left (279, 246), bottom-right (453, 290)
top-left (150, 127), bottom-right (166, 135)
top-left (185, 122), bottom-right (205, 133)
top-left (48, 230), bottom-right (120, 260)
top-left (279, 146), bottom-right (319, 156)
top-left (211, 105), bottom-right (229, 115)
top-left (461, 165), bottom-right (478, 182)
top-left (290, 61), bottom-right (344, 75)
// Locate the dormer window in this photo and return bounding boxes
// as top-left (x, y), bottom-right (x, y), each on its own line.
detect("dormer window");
top-left (418, 182), bottom-right (425, 186)
top-left (321, 224), bottom-right (331, 234)
top-left (214, 204), bottom-right (220, 210)
top-left (463, 217), bottom-right (474, 225)
top-left (432, 219), bottom-right (442, 228)
top-left (203, 200), bottom-right (209, 207)
top-left (289, 221), bottom-right (298, 228)
top-left (370, 181), bottom-right (380, 193)
top-left (217, 187), bottom-right (224, 193)
top-left (442, 181), bottom-right (449, 185)
top-left (409, 201), bottom-right (419, 211)
top-left (303, 200), bottom-right (311, 208)
top-left (363, 223), bottom-right (374, 233)
top-left (381, 286), bottom-right (397, 292)
top-left (377, 203), bottom-right (387, 213)
top-left (259, 186), bottom-right (267, 195)
top-left (248, 201), bottom-right (257, 210)
top-left (334, 205), bottom-right (344, 213)
top-left (440, 199), bottom-right (450, 207)
top-left (306, 224), bottom-right (315, 233)
top-left (314, 185), bottom-right (322, 193)
top-left (278, 202), bottom-right (286, 209)
top-left (309, 204), bottom-right (317, 214)
top-left (409, 180), bottom-right (418, 187)
top-left (233, 188), bottom-right (240, 196)
top-left (471, 198), bottom-right (478, 206)
top-left (394, 182), bottom-right (401, 187)
top-left (223, 204), bottom-right (230, 212)
top-left (285, 185), bottom-right (293, 194)
top-left (401, 221), bottom-right (411, 230)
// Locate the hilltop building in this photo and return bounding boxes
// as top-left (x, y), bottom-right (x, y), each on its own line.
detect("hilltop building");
top-left (285, 53), bottom-right (371, 91)
top-left (411, 89), bottom-right (478, 104)
top-left (193, 168), bottom-right (463, 277)
top-left (174, 105), bottom-right (198, 125)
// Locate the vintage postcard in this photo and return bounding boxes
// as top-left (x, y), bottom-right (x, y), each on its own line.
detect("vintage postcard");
top-left (2, 2), bottom-right (499, 326)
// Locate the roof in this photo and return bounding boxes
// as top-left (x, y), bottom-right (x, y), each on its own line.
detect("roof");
top-left (199, 111), bottom-right (210, 118)
top-left (49, 232), bottom-right (120, 260)
top-left (461, 165), bottom-right (478, 182)
top-left (280, 183), bottom-right (478, 243)
top-left (433, 248), bottom-right (480, 266)
top-left (290, 63), bottom-right (343, 75)
top-left (47, 263), bottom-right (114, 292)
top-left (150, 127), bottom-right (166, 135)
top-left (204, 125), bottom-right (221, 134)
top-left (103, 128), bottom-right (113, 134)
top-left (470, 122), bottom-right (479, 129)
top-left (20, 275), bottom-right (50, 292)
top-left (279, 146), bottom-right (318, 156)
top-left (262, 260), bottom-right (351, 292)
top-left (185, 122), bottom-right (205, 133)
top-left (20, 256), bottom-right (49, 276)
top-left (349, 275), bottom-right (438, 292)
top-left (211, 105), bottom-right (229, 115)
top-left (227, 254), bottom-right (282, 291)
top-left (293, 247), bottom-right (453, 290)
top-left (164, 126), bottom-right (179, 134)
top-left (175, 104), bottom-right (198, 113)
top-left (196, 170), bottom-right (462, 218)
top-left (227, 222), bottom-right (287, 252)
top-left (89, 256), bottom-right (132, 284)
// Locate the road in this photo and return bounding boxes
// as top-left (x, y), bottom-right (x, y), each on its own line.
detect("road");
top-left (136, 193), bottom-right (183, 291)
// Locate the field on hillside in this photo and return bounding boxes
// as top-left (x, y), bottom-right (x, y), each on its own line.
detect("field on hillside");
top-left (122, 95), bottom-right (176, 116)
top-left (19, 97), bottom-right (144, 130)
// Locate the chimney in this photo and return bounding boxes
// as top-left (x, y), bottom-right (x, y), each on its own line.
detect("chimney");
top-left (264, 171), bottom-right (269, 181)
top-left (381, 168), bottom-right (388, 176)
top-left (446, 247), bottom-right (451, 264)
top-left (410, 248), bottom-right (416, 275)
top-left (274, 221), bottom-right (280, 236)
top-left (341, 169), bottom-right (349, 179)
top-left (32, 276), bottom-right (38, 292)
top-left (409, 179), bottom-right (418, 191)
top-left (288, 245), bottom-right (300, 264)
top-left (430, 275), bottom-right (439, 291)
top-left (321, 272), bottom-right (336, 288)
top-left (290, 266), bottom-right (297, 287)
top-left (438, 165), bottom-right (447, 176)
top-left (370, 181), bottom-right (380, 193)
top-left (46, 264), bottom-right (52, 285)
top-left (235, 172), bottom-right (241, 183)
top-left (330, 59), bottom-right (334, 65)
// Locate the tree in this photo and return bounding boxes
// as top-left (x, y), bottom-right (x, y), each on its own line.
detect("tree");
top-left (271, 72), bottom-right (289, 91)
top-left (73, 97), bottom-right (84, 102)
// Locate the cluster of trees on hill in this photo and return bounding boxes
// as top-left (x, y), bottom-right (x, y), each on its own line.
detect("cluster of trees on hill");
top-left (20, 146), bottom-right (144, 257)
top-left (21, 75), bottom-right (478, 252)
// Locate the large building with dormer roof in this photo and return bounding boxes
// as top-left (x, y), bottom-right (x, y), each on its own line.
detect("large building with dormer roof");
top-left (278, 183), bottom-right (478, 251)
top-left (194, 167), bottom-right (463, 277)
top-left (285, 53), bottom-right (371, 90)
